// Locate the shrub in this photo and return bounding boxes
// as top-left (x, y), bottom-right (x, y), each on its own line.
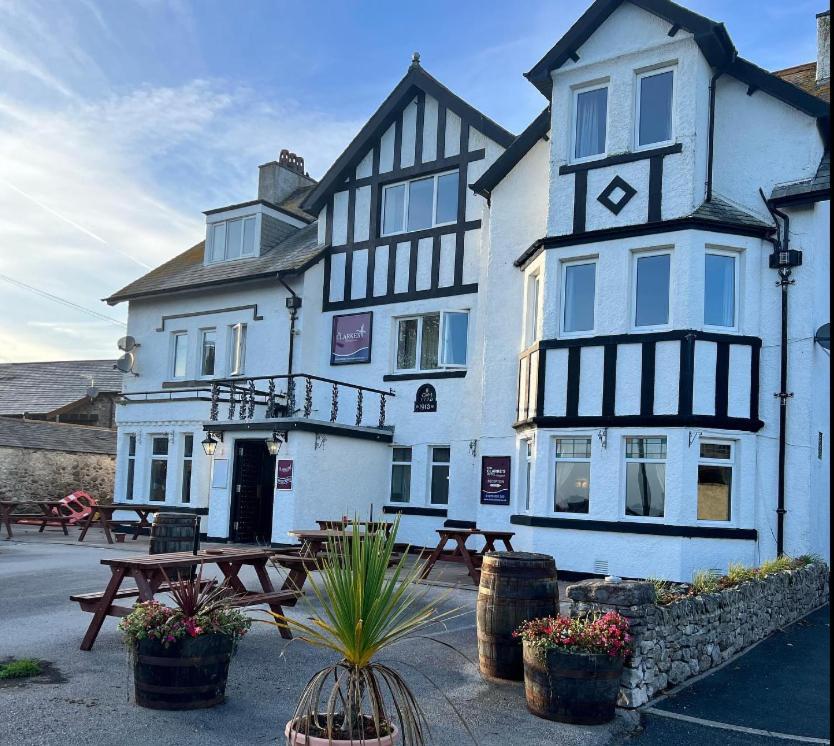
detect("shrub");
top-left (514, 611), bottom-right (634, 659)
top-left (690, 569), bottom-right (721, 595)
top-left (0, 659), bottom-right (41, 680)
top-left (647, 576), bottom-right (682, 606)
top-left (725, 562), bottom-right (759, 585)
top-left (758, 556), bottom-right (796, 577)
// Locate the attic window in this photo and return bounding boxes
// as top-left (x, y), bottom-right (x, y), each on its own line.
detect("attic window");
top-left (381, 170), bottom-right (459, 236)
top-left (209, 216), bottom-right (257, 262)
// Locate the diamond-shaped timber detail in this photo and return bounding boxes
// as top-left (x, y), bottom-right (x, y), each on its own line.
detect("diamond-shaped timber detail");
top-left (597, 175), bottom-right (637, 215)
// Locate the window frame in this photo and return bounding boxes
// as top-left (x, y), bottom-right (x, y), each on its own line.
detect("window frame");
top-left (380, 169), bottom-right (459, 238)
top-left (696, 439), bottom-right (736, 524)
top-left (634, 66), bottom-right (676, 151)
top-left (228, 323), bottom-right (247, 377)
top-left (523, 438), bottom-right (535, 513)
top-left (207, 215), bottom-right (258, 263)
top-left (199, 328), bottom-right (217, 378)
top-left (525, 272), bottom-right (540, 348)
top-left (125, 434), bottom-right (137, 501)
top-left (571, 81), bottom-right (610, 164)
top-left (704, 248), bottom-right (740, 332)
top-left (148, 435), bottom-right (170, 503)
top-left (179, 434), bottom-right (194, 505)
top-left (622, 435), bottom-right (668, 520)
top-left (428, 445), bottom-right (451, 506)
top-left (389, 446), bottom-right (413, 504)
top-left (393, 310), bottom-right (469, 373)
top-left (631, 248), bottom-right (673, 331)
top-left (560, 258), bottom-right (598, 338)
top-left (171, 331), bottom-right (189, 380)
top-left (553, 436), bottom-right (593, 516)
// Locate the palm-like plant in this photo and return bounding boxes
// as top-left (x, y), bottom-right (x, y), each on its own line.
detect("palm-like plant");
top-left (270, 517), bottom-right (456, 745)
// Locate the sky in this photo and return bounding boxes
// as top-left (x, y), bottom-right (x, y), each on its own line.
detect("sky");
top-left (0, 0), bottom-right (824, 363)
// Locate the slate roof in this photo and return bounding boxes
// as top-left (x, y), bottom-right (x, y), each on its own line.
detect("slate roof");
top-left (0, 417), bottom-right (117, 455)
top-left (771, 151), bottom-right (831, 204)
top-left (0, 360), bottom-right (123, 417)
top-left (106, 221), bottom-right (323, 304)
top-left (774, 62), bottom-right (830, 103)
top-left (688, 196), bottom-right (773, 230)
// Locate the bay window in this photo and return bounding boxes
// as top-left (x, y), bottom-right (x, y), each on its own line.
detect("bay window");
top-left (633, 251), bottom-right (671, 328)
top-left (637, 68), bottom-right (674, 147)
top-left (562, 260), bottom-right (596, 334)
top-left (149, 436), bottom-right (169, 502)
top-left (704, 251), bottom-right (738, 329)
top-left (395, 311), bottom-right (469, 372)
top-left (525, 273), bottom-right (540, 347)
top-left (381, 170), bottom-right (459, 236)
top-left (574, 84), bottom-right (608, 160)
top-left (180, 434), bottom-right (194, 504)
top-left (624, 436), bottom-right (666, 517)
top-left (697, 441), bottom-right (734, 521)
top-left (554, 437), bottom-right (592, 513)
top-left (125, 435), bottom-right (136, 501)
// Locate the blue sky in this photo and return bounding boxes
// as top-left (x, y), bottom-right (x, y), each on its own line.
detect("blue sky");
top-left (0, 0), bottom-right (824, 362)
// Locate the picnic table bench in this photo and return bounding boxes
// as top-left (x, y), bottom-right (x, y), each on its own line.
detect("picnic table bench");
top-left (77, 503), bottom-right (166, 544)
top-left (0, 500), bottom-right (73, 539)
top-left (420, 528), bottom-right (515, 584)
top-left (71, 547), bottom-right (300, 651)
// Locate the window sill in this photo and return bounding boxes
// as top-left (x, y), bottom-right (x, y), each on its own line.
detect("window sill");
top-left (510, 514), bottom-right (756, 540)
top-left (383, 505), bottom-right (448, 518)
top-left (383, 370), bottom-right (467, 382)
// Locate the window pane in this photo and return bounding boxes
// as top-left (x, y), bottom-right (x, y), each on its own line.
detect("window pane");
top-left (705, 253), bottom-right (736, 327)
top-left (431, 464), bottom-right (450, 504)
top-left (432, 447), bottom-right (451, 463)
top-left (184, 434), bottom-right (193, 458)
top-left (625, 437), bottom-right (667, 459)
top-left (226, 219), bottom-right (243, 259)
top-left (181, 460), bottom-right (192, 504)
top-left (149, 459), bottom-right (167, 502)
top-left (211, 223), bottom-right (226, 261)
top-left (625, 463), bottom-right (665, 516)
top-left (564, 263), bottom-right (596, 332)
top-left (126, 459), bottom-right (135, 500)
top-left (128, 435), bottom-right (136, 457)
top-left (525, 459), bottom-right (532, 511)
top-left (527, 275), bottom-right (539, 346)
top-left (230, 324), bottom-right (246, 374)
top-left (555, 461), bottom-right (590, 513)
top-left (697, 465), bottom-right (731, 520)
top-left (173, 335), bottom-right (187, 378)
top-left (201, 331), bottom-right (216, 376)
top-left (575, 87), bottom-right (607, 159)
top-left (393, 447), bottom-right (412, 463)
top-left (635, 254), bottom-right (670, 327)
top-left (390, 464), bottom-right (411, 503)
top-left (242, 217), bottom-right (257, 255)
top-left (420, 314), bottom-right (440, 370)
top-left (639, 71), bottom-right (673, 146)
top-left (700, 442), bottom-right (732, 460)
top-left (442, 312), bottom-right (468, 366)
top-left (383, 184), bottom-right (405, 234)
top-left (397, 319), bottom-right (418, 369)
top-left (407, 177), bottom-right (434, 231)
top-left (436, 171), bottom-right (458, 224)
top-left (152, 437), bottom-right (169, 456)
top-left (556, 437), bottom-right (593, 459)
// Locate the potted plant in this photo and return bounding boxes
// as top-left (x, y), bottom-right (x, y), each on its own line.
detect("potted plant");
top-left (270, 517), bottom-right (455, 745)
top-left (119, 567), bottom-right (251, 710)
top-left (514, 612), bottom-right (633, 725)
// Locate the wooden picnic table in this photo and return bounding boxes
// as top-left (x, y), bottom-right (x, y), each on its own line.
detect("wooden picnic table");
top-left (77, 503), bottom-right (167, 544)
top-left (420, 528), bottom-right (515, 584)
top-left (71, 547), bottom-right (300, 651)
top-left (0, 500), bottom-right (72, 539)
top-left (287, 528), bottom-right (359, 557)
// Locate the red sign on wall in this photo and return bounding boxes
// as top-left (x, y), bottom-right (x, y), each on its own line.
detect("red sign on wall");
top-left (276, 460), bottom-right (294, 491)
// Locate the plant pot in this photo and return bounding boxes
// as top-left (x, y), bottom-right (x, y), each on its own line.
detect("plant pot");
top-left (284, 719), bottom-right (399, 745)
top-left (522, 642), bottom-right (623, 725)
top-left (133, 633), bottom-right (234, 710)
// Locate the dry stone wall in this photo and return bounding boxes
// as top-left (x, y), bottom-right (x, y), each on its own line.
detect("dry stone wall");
top-left (567, 563), bottom-right (830, 707)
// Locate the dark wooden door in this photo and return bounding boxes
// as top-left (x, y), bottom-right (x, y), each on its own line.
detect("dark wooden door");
top-left (230, 440), bottom-right (275, 544)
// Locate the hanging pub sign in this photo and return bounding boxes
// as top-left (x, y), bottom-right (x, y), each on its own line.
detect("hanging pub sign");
top-left (331, 312), bottom-right (373, 365)
top-left (276, 459), bottom-right (294, 490)
top-left (414, 384), bottom-right (437, 413)
top-left (480, 456), bottom-right (511, 505)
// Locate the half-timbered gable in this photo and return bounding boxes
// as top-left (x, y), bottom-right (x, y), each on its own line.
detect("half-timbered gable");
top-left (302, 60), bottom-right (514, 312)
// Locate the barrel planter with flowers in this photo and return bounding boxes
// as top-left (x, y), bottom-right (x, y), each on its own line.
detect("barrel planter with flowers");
top-left (119, 571), bottom-right (251, 710)
top-left (515, 612), bottom-right (633, 725)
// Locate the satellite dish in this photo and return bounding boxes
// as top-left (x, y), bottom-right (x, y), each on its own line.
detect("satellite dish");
top-left (815, 323), bottom-right (830, 351)
top-left (86, 386), bottom-right (99, 400)
top-left (115, 352), bottom-right (136, 375)
top-left (118, 336), bottom-right (137, 352)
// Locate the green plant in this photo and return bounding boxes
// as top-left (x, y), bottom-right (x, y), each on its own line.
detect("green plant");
top-left (690, 569), bottom-right (721, 595)
top-left (119, 565), bottom-right (251, 648)
top-left (269, 516), bottom-right (457, 745)
top-left (725, 562), bottom-right (759, 585)
top-left (514, 612), bottom-right (633, 658)
top-left (795, 554), bottom-right (824, 567)
top-left (0, 659), bottom-right (41, 680)
top-left (758, 556), bottom-right (796, 577)
top-left (647, 576), bottom-right (681, 606)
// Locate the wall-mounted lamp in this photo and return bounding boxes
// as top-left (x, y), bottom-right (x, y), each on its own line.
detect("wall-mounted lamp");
top-left (266, 430), bottom-right (286, 456)
top-left (201, 431), bottom-right (223, 456)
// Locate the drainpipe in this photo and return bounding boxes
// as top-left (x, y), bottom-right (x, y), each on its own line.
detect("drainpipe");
top-left (278, 276), bottom-right (301, 379)
top-left (706, 67), bottom-right (728, 202)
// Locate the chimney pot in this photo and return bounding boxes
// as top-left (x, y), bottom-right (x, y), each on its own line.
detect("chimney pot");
top-left (258, 150), bottom-right (315, 206)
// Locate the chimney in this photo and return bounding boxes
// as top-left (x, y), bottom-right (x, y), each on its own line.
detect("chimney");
top-left (258, 149), bottom-right (316, 206)
top-left (817, 10), bottom-right (830, 83)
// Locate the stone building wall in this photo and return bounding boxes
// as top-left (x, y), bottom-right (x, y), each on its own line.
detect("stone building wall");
top-left (0, 446), bottom-right (115, 502)
top-left (568, 563), bottom-right (830, 707)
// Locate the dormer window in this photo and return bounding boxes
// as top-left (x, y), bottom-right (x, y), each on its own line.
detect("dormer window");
top-left (636, 68), bottom-right (674, 148)
top-left (208, 216), bottom-right (257, 263)
top-left (573, 83), bottom-right (608, 161)
top-left (381, 170), bottom-right (458, 237)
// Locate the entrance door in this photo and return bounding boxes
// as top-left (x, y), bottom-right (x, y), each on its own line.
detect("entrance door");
top-left (230, 440), bottom-right (276, 544)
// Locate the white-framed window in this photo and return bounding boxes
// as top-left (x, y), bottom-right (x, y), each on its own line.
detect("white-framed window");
top-left (561, 259), bottom-right (597, 335)
top-left (180, 434), bottom-right (194, 504)
top-left (200, 329), bottom-right (217, 377)
top-left (148, 435), bottom-right (169, 502)
top-left (125, 434), bottom-right (137, 501)
top-left (624, 436), bottom-right (667, 517)
top-left (395, 311), bottom-right (469, 372)
top-left (697, 440), bottom-right (734, 521)
top-left (525, 273), bottom-right (540, 347)
top-left (389, 447), bottom-right (412, 504)
top-left (636, 67), bottom-right (675, 148)
top-left (704, 250), bottom-right (739, 329)
top-left (171, 332), bottom-right (188, 379)
top-left (554, 437), bottom-right (592, 514)
top-left (573, 82), bottom-right (608, 161)
top-left (633, 250), bottom-right (671, 329)
top-left (429, 446), bottom-right (451, 505)
top-left (381, 170), bottom-right (458, 236)
top-left (228, 323), bottom-right (247, 376)
top-left (209, 216), bottom-right (257, 263)
top-left (524, 439), bottom-right (534, 512)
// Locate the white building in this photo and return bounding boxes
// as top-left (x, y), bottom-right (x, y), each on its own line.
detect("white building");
top-left (106, 0), bottom-right (830, 581)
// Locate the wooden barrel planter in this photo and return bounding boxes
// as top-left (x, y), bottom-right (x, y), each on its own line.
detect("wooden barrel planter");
top-left (523, 644), bottom-right (623, 725)
top-left (133, 634), bottom-right (233, 710)
top-left (477, 552), bottom-right (558, 681)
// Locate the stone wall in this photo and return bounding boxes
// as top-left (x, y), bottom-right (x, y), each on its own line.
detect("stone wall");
top-left (567, 563), bottom-right (830, 707)
top-left (0, 446), bottom-right (115, 503)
